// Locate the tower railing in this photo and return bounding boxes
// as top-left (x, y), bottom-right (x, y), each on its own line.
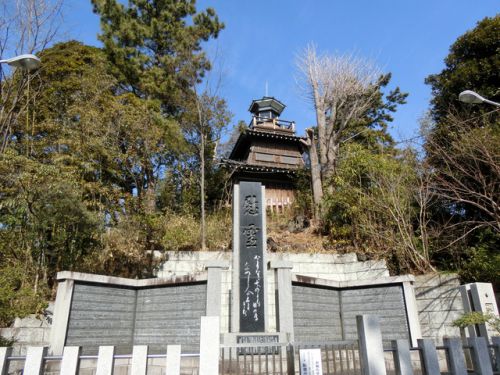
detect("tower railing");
top-left (250, 116), bottom-right (295, 132)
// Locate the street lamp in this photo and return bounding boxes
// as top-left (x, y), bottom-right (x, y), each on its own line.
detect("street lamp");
top-left (458, 90), bottom-right (500, 107)
top-left (0, 54), bottom-right (41, 155)
top-left (0, 54), bottom-right (41, 71)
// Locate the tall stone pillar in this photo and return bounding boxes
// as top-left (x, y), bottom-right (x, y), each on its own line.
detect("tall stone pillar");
top-left (50, 277), bottom-right (74, 354)
top-left (270, 261), bottom-right (294, 341)
top-left (231, 182), bottom-right (267, 333)
top-left (206, 261), bottom-right (229, 317)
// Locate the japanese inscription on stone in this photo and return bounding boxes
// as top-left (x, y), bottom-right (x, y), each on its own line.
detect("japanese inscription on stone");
top-left (236, 335), bottom-right (279, 354)
top-left (239, 182), bottom-right (265, 332)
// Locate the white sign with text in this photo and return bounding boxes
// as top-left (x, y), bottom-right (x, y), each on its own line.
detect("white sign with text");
top-left (299, 348), bottom-right (323, 375)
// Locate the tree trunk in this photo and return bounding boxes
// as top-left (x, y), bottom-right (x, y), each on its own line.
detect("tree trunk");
top-left (304, 128), bottom-right (323, 224)
top-left (311, 83), bottom-right (328, 169)
top-left (200, 131), bottom-right (207, 251)
top-left (144, 168), bottom-right (157, 214)
top-left (323, 141), bottom-right (339, 195)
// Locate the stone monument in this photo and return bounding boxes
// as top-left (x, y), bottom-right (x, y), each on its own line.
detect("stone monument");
top-left (237, 181), bottom-right (265, 332)
top-left (230, 181), bottom-right (280, 347)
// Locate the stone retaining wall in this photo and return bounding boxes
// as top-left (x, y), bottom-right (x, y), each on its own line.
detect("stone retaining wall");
top-left (0, 314), bottom-right (51, 355)
top-left (414, 273), bottom-right (464, 343)
top-left (1, 252), bottom-right (469, 353)
top-left (157, 251), bottom-right (391, 334)
top-left (157, 252), bottom-right (466, 344)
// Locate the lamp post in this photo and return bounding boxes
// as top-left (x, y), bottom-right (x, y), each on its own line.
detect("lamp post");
top-left (0, 54), bottom-right (41, 154)
top-left (458, 90), bottom-right (500, 107)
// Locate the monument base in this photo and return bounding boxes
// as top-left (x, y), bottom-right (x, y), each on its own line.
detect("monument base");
top-left (223, 332), bottom-right (286, 355)
top-left (223, 332), bottom-right (286, 345)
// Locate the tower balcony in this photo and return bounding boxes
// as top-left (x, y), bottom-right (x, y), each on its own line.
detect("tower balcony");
top-left (249, 115), bottom-right (296, 134)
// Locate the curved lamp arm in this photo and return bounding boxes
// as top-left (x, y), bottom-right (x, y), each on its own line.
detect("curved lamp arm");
top-left (459, 90), bottom-right (500, 108)
top-left (0, 54), bottom-right (41, 71)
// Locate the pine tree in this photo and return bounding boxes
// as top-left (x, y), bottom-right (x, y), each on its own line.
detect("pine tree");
top-left (91, 0), bottom-right (224, 114)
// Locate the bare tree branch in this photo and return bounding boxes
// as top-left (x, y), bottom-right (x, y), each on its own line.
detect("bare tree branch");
top-left (296, 44), bottom-right (383, 214)
top-left (0, 0), bottom-right (64, 153)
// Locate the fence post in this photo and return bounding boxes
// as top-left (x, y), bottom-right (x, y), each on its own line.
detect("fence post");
top-left (443, 338), bottom-right (467, 375)
top-left (24, 346), bottom-right (47, 375)
top-left (356, 315), bottom-right (387, 375)
top-left (286, 343), bottom-right (295, 375)
top-left (417, 339), bottom-right (440, 375)
top-left (0, 347), bottom-right (12, 375)
top-left (392, 340), bottom-right (413, 375)
top-left (467, 337), bottom-right (493, 375)
top-left (131, 345), bottom-right (148, 375)
top-left (492, 337), bottom-right (500, 372)
top-left (166, 345), bottom-right (181, 375)
top-left (199, 316), bottom-right (220, 375)
top-left (60, 346), bottom-right (81, 375)
top-left (96, 346), bottom-right (115, 375)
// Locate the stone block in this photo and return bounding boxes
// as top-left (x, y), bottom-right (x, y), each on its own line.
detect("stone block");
top-left (295, 262), bottom-right (342, 274)
top-left (417, 296), bottom-right (463, 313)
top-left (420, 324), bottom-right (460, 341)
top-left (337, 253), bottom-right (358, 263)
top-left (288, 253), bottom-right (312, 262)
top-left (417, 312), bottom-right (432, 325)
top-left (356, 269), bottom-right (389, 280)
top-left (312, 272), bottom-right (346, 281)
top-left (12, 328), bottom-right (49, 345)
top-left (13, 316), bottom-right (51, 329)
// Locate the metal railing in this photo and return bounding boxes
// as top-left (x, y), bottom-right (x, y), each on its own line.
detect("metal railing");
top-left (219, 340), bottom-right (361, 375)
top-left (1, 316), bottom-right (499, 375)
top-left (250, 116), bottom-right (295, 132)
top-left (293, 341), bottom-right (360, 375)
top-left (220, 342), bottom-right (289, 375)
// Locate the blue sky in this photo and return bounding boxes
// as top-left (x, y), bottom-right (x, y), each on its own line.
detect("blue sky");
top-left (65, 0), bottom-right (498, 144)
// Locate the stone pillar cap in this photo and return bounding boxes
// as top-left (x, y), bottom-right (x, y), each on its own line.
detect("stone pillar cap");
top-left (269, 260), bottom-right (293, 269)
top-left (205, 260), bottom-right (230, 269)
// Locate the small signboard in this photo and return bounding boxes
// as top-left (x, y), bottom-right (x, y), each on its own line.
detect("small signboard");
top-left (299, 349), bottom-right (323, 375)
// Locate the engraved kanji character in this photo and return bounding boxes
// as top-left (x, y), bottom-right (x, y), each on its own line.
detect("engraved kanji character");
top-left (243, 195), bottom-right (259, 216)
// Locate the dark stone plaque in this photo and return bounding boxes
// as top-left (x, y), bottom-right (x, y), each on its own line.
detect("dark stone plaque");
top-left (239, 181), bottom-right (265, 332)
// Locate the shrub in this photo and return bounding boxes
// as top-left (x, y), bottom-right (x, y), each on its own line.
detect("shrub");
top-left (161, 210), bottom-right (231, 251)
top-left (0, 264), bottom-right (48, 327)
top-left (453, 312), bottom-right (500, 334)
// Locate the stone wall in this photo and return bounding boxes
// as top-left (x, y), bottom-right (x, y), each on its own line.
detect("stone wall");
top-left (50, 272), bottom-right (209, 355)
top-left (0, 314), bottom-right (51, 355)
top-left (0, 253), bottom-right (471, 354)
top-left (157, 251), bottom-right (391, 334)
top-left (158, 252), bottom-right (469, 345)
top-left (414, 273), bottom-right (464, 343)
top-left (158, 252), bottom-right (233, 333)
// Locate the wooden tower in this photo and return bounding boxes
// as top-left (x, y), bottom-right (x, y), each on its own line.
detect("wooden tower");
top-left (225, 97), bottom-right (305, 212)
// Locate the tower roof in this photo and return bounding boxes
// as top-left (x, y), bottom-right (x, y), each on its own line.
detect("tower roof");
top-left (248, 97), bottom-right (286, 116)
top-left (228, 129), bottom-right (305, 161)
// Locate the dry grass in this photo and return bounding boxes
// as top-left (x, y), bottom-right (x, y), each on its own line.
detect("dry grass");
top-left (160, 208), bottom-right (359, 255)
top-left (161, 210), bottom-right (232, 251)
top-left (266, 209), bottom-right (342, 254)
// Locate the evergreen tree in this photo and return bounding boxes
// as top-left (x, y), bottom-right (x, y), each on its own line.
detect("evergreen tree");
top-left (425, 16), bottom-right (499, 126)
top-left (91, 0), bottom-right (224, 113)
top-left (424, 16), bottom-right (500, 284)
